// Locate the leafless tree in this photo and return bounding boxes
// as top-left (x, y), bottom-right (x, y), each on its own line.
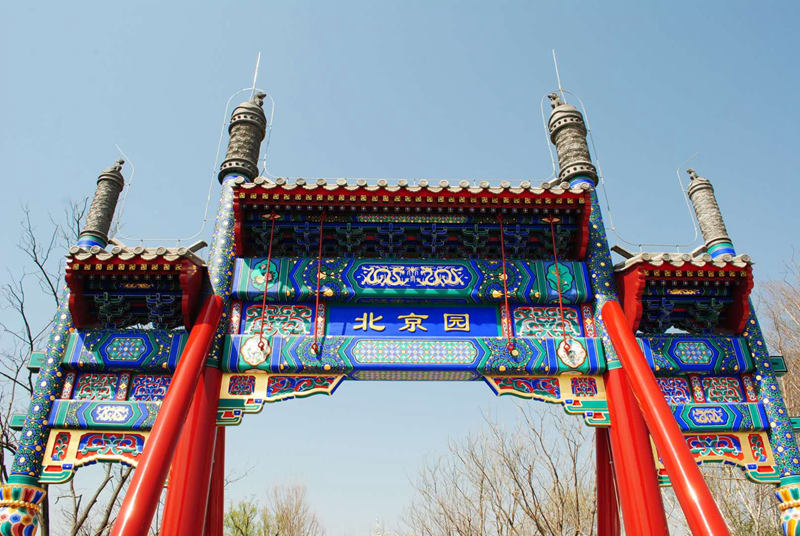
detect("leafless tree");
top-left (404, 404), bottom-right (596, 536)
top-left (758, 260), bottom-right (800, 414)
top-left (662, 465), bottom-right (781, 536)
top-left (224, 483), bottom-right (325, 536)
top-left (0, 200), bottom-right (140, 536)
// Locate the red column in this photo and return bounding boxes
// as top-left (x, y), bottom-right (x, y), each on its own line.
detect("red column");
top-left (601, 300), bottom-right (730, 536)
top-left (595, 427), bottom-right (621, 536)
top-left (605, 368), bottom-right (669, 535)
top-left (204, 427), bottom-right (226, 536)
top-left (161, 364), bottom-right (223, 535)
top-left (110, 295), bottom-right (224, 536)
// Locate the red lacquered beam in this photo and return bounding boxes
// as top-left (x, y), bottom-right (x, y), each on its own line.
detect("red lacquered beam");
top-left (595, 428), bottom-right (621, 536)
top-left (203, 427), bottom-right (226, 536)
top-left (161, 365), bottom-right (223, 535)
top-left (604, 369), bottom-right (668, 535)
top-left (601, 300), bottom-right (730, 536)
top-left (110, 295), bottom-right (224, 536)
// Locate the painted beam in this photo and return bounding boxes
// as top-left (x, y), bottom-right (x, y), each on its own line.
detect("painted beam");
top-left (47, 400), bottom-right (159, 430)
top-left (654, 431), bottom-right (780, 486)
top-left (63, 330), bottom-right (187, 371)
top-left (639, 335), bottom-right (753, 375)
top-left (221, 334), bottom-right (606, 375)
top-left (669, 402), bottom-right (768, 432)
top-left (232, 257), bottom-right (592, 304)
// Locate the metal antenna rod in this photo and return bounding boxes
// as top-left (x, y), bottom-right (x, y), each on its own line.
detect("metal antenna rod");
top-left (250, 51), bottom-right (261, 99)
top-left (552, 49), bottom-right (566, 103)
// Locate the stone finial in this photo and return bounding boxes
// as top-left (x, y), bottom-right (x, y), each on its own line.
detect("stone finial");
top-left (77, 159), bottom-right (126, 249)
top-left (547, 92), bottom-right (564, 109)
top-left (546, 94), bottom-right (597, 186)
top-left (218, 91), bottom-right (268, 183)
top-left (686, 169), bottom-right (735, 258)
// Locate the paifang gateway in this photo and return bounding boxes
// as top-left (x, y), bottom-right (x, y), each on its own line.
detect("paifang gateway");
top-left (2, 90), bottom-right (799, 536)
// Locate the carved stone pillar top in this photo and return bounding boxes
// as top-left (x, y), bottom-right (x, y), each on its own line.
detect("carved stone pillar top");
top-left (547, 94), bottom-right (586, 140)
top-left (77, 159), bottom-right (125, 249)
top-left (686, 168), bottom-right (735, 258)
top-left (218, 92), bottom-right (267, 183)
top-left (97, 158), bottom-right (125, 189)
top-left (546, 93), bottom-right (597, 186)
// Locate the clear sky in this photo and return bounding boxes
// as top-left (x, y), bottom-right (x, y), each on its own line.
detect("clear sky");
top-left (2, 2), bottom-right (800, 534)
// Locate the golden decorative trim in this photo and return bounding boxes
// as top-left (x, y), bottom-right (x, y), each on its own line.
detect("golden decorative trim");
top-left (0, 499), bottom-right (43, 512)
top-left (778, 498), bottom-right (800, 511)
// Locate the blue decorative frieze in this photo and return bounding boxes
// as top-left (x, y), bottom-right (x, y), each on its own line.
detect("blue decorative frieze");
top-left (231, 257), bottom-right (592, 304)
top-left (63, 329), bottom-right (187, 371)
top-left (670, 402), bottom-right (768, 432)
top-left (638, 335), bottom-right (752, 375)
top-left (47, 401), bottom-right (160, 430)
top-left (221, 334), bottom-right (606, 376)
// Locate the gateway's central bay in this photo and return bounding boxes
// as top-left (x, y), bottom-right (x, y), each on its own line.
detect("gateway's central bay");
top-left (38, 176), bottom-right (775, 488)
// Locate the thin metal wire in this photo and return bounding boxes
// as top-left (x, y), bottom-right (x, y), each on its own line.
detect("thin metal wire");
top-left (497, 214), bottom-right (515, 352)
top-left (111, 144), bottom-right (134, 238)
top-left (257, 213), bottom-right (277, 351)
top-left (545, 217), bottom-right (571, 351)
top-left (539, 95), bottom-right (558, 180)
top-left (558, 88), bottom-right (702, 252)
top-left (259, 94), bottom-right (277, 178)
top-left (115, 87), bottom-right (274, 244)
top-left (311, 212), bottom-right (326, 354)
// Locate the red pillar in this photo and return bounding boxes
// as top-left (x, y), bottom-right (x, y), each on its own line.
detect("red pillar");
top-left (204, 427), bottom-right (226, 536)
top-left (595, 427), bottom-right (621, 536)
top-left (605, 368), bottom-right (669, 535)
top-left (110, 295), bottom-right (224, 536)
top-left (601, 300), bottom-right (730, 536)
top-left (161, 364), bottom-right (223, 535)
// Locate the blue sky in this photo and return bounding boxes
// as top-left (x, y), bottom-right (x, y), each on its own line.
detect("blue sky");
top-left (2, 2), bottom-right (799, 534)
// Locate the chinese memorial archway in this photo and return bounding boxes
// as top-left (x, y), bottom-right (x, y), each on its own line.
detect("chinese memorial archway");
top-left (2, 90), bottom-right (799, 536)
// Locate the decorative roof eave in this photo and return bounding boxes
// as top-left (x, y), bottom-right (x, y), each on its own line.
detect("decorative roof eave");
top-left (64, 244), bottom-right (208, 330)
top-left (613, 252), bottom-right (752, 273)
top-left (232, 176), bottom-right (592, 210)
top-left (66, 245), bottom-right (207, 267)
top-left (613, 252), bottom-right (754, 335)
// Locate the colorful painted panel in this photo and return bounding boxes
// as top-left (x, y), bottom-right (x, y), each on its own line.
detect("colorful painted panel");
top-left (638, 336), bottom-right (752, 375)
top-left (221, 334), bottom-right (606, 376)
top-left (63, 329), bottom-right (187, 371)
top-left (669, 402), bottom-right (768, 432)
top-left (74, 374), bottom-right (118, 401)
top-left (232, 258), bottom-right (592, 305)
top-left (47, 401), bottom-right (159, 430)
top-left (228, 375), bottom-right (256, 395)
top-left (241, 303), bottom-right (312, 335)
top-left (129, 375), bottom-right (171, 402)
top-left (327, 305), bottom-right (500, 338)
top-left (513, 305), bottom-right (583, 338)
top-left (656, 377), bottom-right (692, 404)
top-left (484, 375), bottom-right (609, 427)
top-left (701, 377), bottom-right (744, 403)
top-left (217, 373), bottom-right (344, 425)
top-left (352, 263), bottom-right (472, 289)
top-left (40, 428), bottom-right (149, 484)
top-left (654, 431), bottom-right (779, 486)
top-left (349, 370), bottom-right (477, 381)
top-left (50, 432), bottom-right (70, 462)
